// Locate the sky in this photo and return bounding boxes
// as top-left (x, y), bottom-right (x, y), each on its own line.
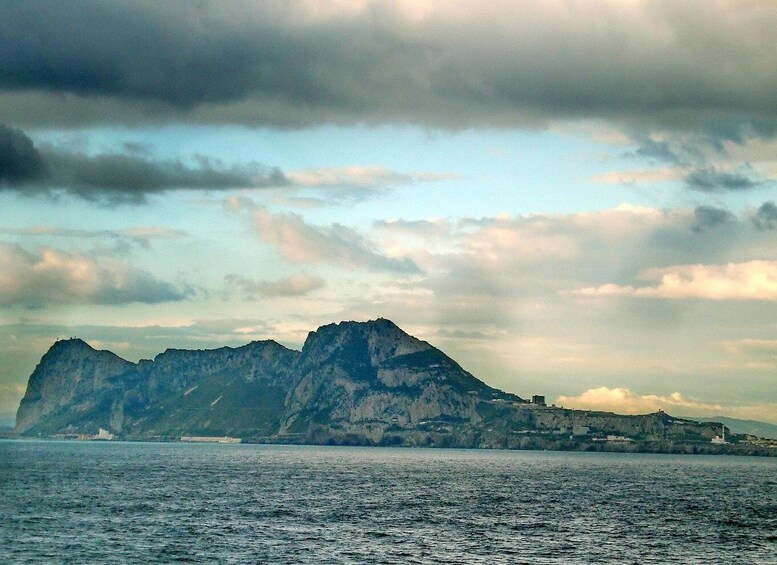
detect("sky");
top-left (1, 0), bottom-right (776, 424)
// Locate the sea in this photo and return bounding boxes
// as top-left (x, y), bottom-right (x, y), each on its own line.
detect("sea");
top-left (1, 441), bottom-right (775, 564)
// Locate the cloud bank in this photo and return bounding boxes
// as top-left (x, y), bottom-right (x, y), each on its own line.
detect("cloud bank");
top-left (286, 167), bottom-right (453, 189)
top-left (252, 206), bottom-right (419, 273)
top-left (2, 1), bottom-right (777, 133)
top-left (0, 125), bottom-right (286, 203)
top-left (0, 243), bottom-right (190, 306)
top-left (557, 387), bottom-right (723, 415)
top-left (556, 386), bottom-right (777, 424)
top-left (377, 203), bottom-right (777, 317)
top-left (225, 273), bottom-right (325, 299)
top-left (0, 225), bottom-right (186, 249)
top-left (576, 261), bottom-right (777, 301)
top-left (1, 125), bottom-right (450, 203)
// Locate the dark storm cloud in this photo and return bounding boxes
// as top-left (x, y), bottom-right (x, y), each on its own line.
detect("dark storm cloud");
top-left (0, 125), bottom-right (287, 202)
top-left (2, 1), bottom-right (777, 130)
top-left (624, 129), bottom-right (772, 194)
top-left (698, 119), bottom-right (777, 149)
top-left (691, 206), bottom-right (734, 233)
top-left (630, 137), bottom-right (684, 165)
top-left (752, 201), bottom-right (777, 231)
top-left (0, 125), bottom-right (46, 183)
top-left (685, 167), bottom-right (765, 193)
top-left (43, 151), bottom-right (287, 203)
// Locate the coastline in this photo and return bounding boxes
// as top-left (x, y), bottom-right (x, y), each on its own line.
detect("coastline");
top-left (4, 433), bottom-right (776, 457)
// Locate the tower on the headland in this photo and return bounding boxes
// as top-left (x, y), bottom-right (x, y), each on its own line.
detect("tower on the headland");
top-left (711, 425), bottom-right (728, 444)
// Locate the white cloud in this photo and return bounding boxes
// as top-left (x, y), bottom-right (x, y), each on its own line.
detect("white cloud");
top-left (715, 338), bottom-right (777, 370)
top-left (342, 205), bottom-right (777, 407)
top-left (285, 166), bottom-right (453, 188)
top-left (364, 204), bottom-right (777, 335)
top-left (226, 273), bottom-right (325, 298)
top-left (0, 225), bottom-right (186, 249)
top-left (576, 261), bottom-right (777, 301)
top-left (556, 386), bottom-right (777, 425)
top-left (251, 206), bottom-right (419, 272)
top-left (721, 338), bottom-right (777, 355)
top-left (0, 243), bottom-right (189, 306)
top-left (556, 387), bottom-right (722, 415)
top-left (591, 167), bottom-right (686, 185)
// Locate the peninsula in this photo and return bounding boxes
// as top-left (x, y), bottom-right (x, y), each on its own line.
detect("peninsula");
top-left (14, 319), bottom-right (776, 455)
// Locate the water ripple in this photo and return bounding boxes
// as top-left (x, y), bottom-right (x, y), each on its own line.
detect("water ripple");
top-left (1, 441), bottom-right (775, 564)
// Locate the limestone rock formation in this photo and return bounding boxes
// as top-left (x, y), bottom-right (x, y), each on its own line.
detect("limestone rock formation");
top-left (15, 339), bottom-right (133, 434)
top-left (15, 318), bottom-right (739, 452)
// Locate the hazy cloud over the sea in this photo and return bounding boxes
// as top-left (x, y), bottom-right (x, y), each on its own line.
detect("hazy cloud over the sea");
top-left (556, 386), bottom-right (777, 425)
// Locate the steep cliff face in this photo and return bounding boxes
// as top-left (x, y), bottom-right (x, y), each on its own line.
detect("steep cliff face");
top-left (15, 339), bottom-right (134, 433)
top-left (121, 340), bottom-right (299, 437)
top-left (281, 319), bottom-right (517, 438)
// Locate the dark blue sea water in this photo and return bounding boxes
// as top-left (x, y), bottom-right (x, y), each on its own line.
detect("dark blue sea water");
top-left (1, 441), bottom-right (775, 564)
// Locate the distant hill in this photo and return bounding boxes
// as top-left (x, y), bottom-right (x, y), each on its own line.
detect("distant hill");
top-left (690, 416), bottom-right (777, 440)
top-left (12, 318), bottom-right (773, 455)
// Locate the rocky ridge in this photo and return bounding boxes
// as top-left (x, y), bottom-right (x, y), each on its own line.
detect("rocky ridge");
top-left (14, 319), bottom-right (768, 454)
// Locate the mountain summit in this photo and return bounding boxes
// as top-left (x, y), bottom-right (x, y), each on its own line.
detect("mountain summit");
top-left (15, 319), bottom-right (741, 452)
top-left (15, 338), bottom-right (134, 433)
